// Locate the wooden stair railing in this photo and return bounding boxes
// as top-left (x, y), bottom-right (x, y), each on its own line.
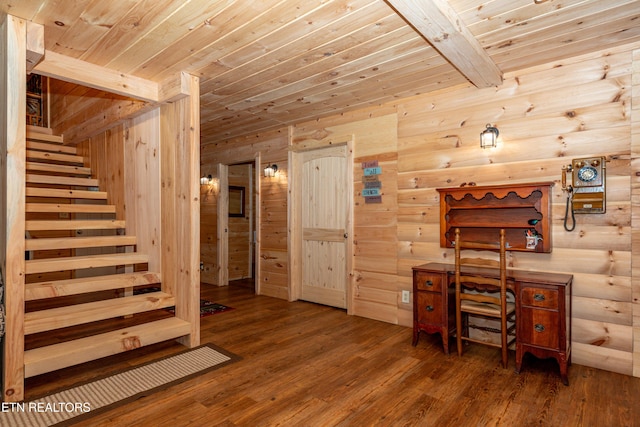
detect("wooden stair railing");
top-left (22, 129), bottom-right (190, 378)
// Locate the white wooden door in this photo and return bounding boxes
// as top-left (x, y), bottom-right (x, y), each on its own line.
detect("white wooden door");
top-left (300, 145), bottom-right (350, 308)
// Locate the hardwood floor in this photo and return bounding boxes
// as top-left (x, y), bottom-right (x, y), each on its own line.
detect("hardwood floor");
top-left (24, 282), bottom-right (640, 426)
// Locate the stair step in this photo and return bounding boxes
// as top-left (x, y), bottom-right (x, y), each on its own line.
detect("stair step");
top-left (26, 219), bottom-right (126, 231)
top-left (25, 252), bottom-right (148, 274)
top-left (26, 187), bottom-right (107, 200)
top-left (26, 161), bottom-right (92, 176)
top-left (26, 202), bottom-right (116, 214)
top-left (24, 317), bottom-right (190, 377)
top-left (25, 271), bottom-right (161, 300)
top-left (26, 149), bottom-right (85, 165)
top-left (26, 219), bottom-right (125, 232)
top-left (26, 127), bottom-right (61, 142)
top-left (26, 174), bottom-right (99, 187)
top-left (26, 140), bottom-right (77, 155)
top-left (25, 235), bottom-right (137, 251)
top-left (25, 291), bottom-right (174, 335)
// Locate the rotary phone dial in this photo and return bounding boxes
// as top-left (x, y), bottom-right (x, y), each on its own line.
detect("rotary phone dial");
top-left (573, 158), bottom-right (601, 186)
top-left (561, 156), bottom-right (606, 231)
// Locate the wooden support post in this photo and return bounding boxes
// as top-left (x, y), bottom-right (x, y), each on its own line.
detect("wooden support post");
top-left (1, 13), bottom-right (27, 402)
top-left (160, 74), bottom-right (201, 347)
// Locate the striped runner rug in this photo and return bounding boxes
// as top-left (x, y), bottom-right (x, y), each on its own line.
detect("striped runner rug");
top-left (1, 344), bottom-right (240, 427)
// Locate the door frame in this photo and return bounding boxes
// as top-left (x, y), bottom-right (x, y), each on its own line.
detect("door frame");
top-left (216, 155), bottom-right (262, 293)
top-left (288, 136), bottom-right (354, 313)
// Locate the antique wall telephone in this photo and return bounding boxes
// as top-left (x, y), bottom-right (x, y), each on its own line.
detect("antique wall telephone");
top-left (561, 156), bottom-right (606, 231)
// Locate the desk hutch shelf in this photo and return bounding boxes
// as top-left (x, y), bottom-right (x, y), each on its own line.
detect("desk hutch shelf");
top-left (437, 182), bottom-right (554, 253)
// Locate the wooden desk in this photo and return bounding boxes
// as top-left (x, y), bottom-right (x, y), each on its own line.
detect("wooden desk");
top-left (412, 262), bottom-right (572, 385)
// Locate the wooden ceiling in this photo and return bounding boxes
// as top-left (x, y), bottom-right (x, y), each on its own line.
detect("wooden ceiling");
top-left (4, 0), bottom-right (640, 144)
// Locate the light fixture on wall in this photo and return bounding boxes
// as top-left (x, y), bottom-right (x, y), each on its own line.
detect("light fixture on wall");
top-left (480, 124), bottom-right (499, 149)
top-left (200, 174), bottom-right (212, 185)
top-left (264, 164), bottom-right (278, 177)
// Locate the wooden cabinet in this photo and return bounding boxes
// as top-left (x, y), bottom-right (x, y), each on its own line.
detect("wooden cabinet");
top-left (412, 263), bottom-right (572, 384)
top-left (516, 277), bottom-right (572, 385)
top-left (437, 182), bottom-right (553, 253)
top-left (411, 266), bottom-right (455, 354)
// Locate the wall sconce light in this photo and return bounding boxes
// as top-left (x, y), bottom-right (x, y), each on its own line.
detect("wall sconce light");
top-left (264, 164), bottom-right (278, 177)
top-left (200, 174), bottom-right (212, 185)
top-left (480, 124), bottom-right (499, 149)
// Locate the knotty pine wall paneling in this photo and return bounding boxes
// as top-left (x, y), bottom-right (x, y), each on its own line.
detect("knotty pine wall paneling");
top-left (631, 47), bottom-right (640, 378)
top-left (200, 42), bottom-right (639, 377)
top-left (289, 42), bottom-right (639, 376)
top-left (79, 126), bottom-right (126, 220)
top-left (200, 172), bottom-right (218, 285)
top-left (200, 130), bottom-right (289, 298)
top-left (393, 44), bottom-right (636, 376)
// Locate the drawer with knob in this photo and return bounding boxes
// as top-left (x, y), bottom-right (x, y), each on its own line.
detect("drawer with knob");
top-left (518, 306), bottom-right (560, 349)
top-left (414, 272), bottom-right (443, 292)
top-left (415, 291), bottom-right (443, 325)
top-left (521, 287), bottom-right (558, 309)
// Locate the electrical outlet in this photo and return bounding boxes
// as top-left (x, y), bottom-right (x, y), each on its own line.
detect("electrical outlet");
top-left (401, 290), bottom-right (410, 304)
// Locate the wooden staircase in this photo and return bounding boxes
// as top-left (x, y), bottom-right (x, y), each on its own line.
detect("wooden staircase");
top-left (23, 129), bottom-right (191, 378)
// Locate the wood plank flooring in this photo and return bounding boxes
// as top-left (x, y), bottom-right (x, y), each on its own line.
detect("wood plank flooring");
top-left (24, 282), bottom-right (640, 426)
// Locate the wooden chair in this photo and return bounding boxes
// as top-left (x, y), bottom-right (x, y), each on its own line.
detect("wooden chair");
top-left (454, 228), bottom-right (515, 368)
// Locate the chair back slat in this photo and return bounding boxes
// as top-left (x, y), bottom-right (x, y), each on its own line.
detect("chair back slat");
top-left (454, 227), bottom-right (513, 368)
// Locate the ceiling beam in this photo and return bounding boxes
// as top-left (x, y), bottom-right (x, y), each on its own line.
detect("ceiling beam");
top-left (34, 50), bottom-right (160, 102)
top-left (385, 0), bottom-right (502, 87)
top-left (32, 49), bottom-right (191, 103)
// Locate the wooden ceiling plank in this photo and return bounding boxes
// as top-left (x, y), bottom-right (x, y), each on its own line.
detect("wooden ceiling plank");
top-left (50, 85), bottom-right (118, 131)
top-left (487, 10), bottom-right (640, 71)
top-left (30, 0), bottom-right (93, 51)
top-left (116, 0), bottom-right (272, 78)
top-left (168, 0), bottom-right (344, 80)
top-left (79, 0), bottom-right (192, 66)
top-left (202, 23), bottom-right (425, 110)
top-left (217, 34), bottom-right (439, 114)
top-left (199, 4), bottom-right (399, 97)
top-left (60, 96), bottom-right (152, 144)
top-left (203, 0), bottom-right (380, 74)
top-left (34, 50), bottom-right (159, 102)
top-left (240, 62), bottom-right (461, 120)
top-left (478, 0), bottom-right (640, 46)
top-left (104, 0), bottom-right (238, 73)
top-left (200, 18), bottom-right (413, 108)
top-left (385, 0), bottom-right (502, 87)
top-left (497, 22), bottom-right (640, 74)
top-left (51, 0), bottom-right (139, 59)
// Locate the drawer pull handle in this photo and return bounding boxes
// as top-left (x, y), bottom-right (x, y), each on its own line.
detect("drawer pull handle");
top-left (425, 280), bottom-right (433, 287)
top-left (425, 305), bottom-right (434, 312)
top-left (534, 324), bottom-right (545, 333)
top-left (534, 293), bottom-right (546, 301)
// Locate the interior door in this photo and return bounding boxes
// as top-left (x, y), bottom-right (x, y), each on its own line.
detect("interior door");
top-left (300, 145), bottom-right (350, 308)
